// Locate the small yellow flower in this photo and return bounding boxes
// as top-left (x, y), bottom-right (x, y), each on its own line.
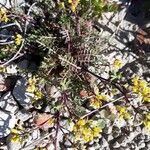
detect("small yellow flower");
top-left (73, 119), bottom-right (102, 143)
top-left (113, 59), bottom-right (123, 70)
top-left (26, 84), bottom-right (36, 93)
top-left (11, 135), bottom-right (21, 143)
top-left (0, 8), bottom-right (8, 22)
top-left (59, 2), bottom-right (65, 9)
top-left (11, 129), bottom-right (19, 134)
top-left (0, 66), bottom-right (6, 72)
top-left (26, 76), bottom-right (37, 93)
top-left (90, 94), bottom-right (107, 109)
top-left (93, 126), bottom-right (102, 137)
top-left (68, 0), bottom-right (73, 3)
top-left (132, 75), bottom-right (139, 86)
top-left (77, 119), bottom-right (86, 126)
top-left (68, 0), bottom-right (80, 12)
top-left (143, 114), bottom-right (150, 131)
top-left (15, 34), bottom-right (23, 45)
top-left (28, 76), bottom-right (37, 85)
top-left (10, 129), bottom-right (22, 143)
top-left (116, 106), bottom-right (131, 120)
top-left (34, 90), bottom-right (43, 100)
top-left (145, 113), bottom-right (150, 120)
top-left (144, 121), bottom-right (150, 131)
top-left (131, 76), bottom-right (150, 102)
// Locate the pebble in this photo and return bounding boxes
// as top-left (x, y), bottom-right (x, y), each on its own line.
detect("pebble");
top-left (138, 142), bottom-right (145, 149)
top-left (144, 135), bottom-right (150, 142)
top-left (117, 136), bottom-right (127, 144)
top-left (112, 126), bottom-right (121, 138)
top-left (146, 141), bottom-right (150, 149)
top-left (104, 126), bottom-right (113, 134)
top-left (107, 135), bottom-right (114, 141)
top-left (99, 138), bottom-right (108, 148)
top-left (127, 142), bottom-right (137, 150)
top-left (112, 141), bottom-right (120, 148)
top-left (137, 133), bottom-right (145, 140)
top-left (16, 109), bottom-right (32, 122)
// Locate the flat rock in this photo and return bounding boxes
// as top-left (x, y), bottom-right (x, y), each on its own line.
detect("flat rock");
top-left (16, 109), bottom-right (32, 122)
top-left (0, 92), bottom-right (18, 114)
top-left (0, 0), bottom-right (25, 8)
top-left (0, 110), bottom-right (16, 138)
top-left (12, 77), bottom-right (32, 109)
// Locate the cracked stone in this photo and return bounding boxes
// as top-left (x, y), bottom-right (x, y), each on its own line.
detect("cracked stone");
top-left (13, 77), bottom-right (32, 109)
top-left (0, 92), bottom-right (18, 114)
top-left (0, 110), bottom-right (16, 138)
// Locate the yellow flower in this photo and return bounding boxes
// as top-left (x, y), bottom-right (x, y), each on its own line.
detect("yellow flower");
top-left (116, 106), bottom-right (131, 120)
top-left (0, 8), bottom-right (8, 22)
top-left (59, 2), bottom-right (65, 9)
top-left (11, 129), bottom-right (19, 134)
top-left (0, 66), bottom-right (6, 72)
top-left (132, 76), bottom-right (139, 87)
top-left (145, 113), bottom-right (150, 120)
top-left (68, 0), bottom-right (80, 12)
top-left (73, 119), bottom-right (102, 143)
top-left (90, 94), bottom-right (107, 109)
top-left (77, 119), bottom-right (86, 126)
top-left (26, 76), bottom-right (37, 93)
top-left (144, 114), bottom-right (150, 131)
top-left (26, 77), bottom-right (43, 100)
top-left (113, 59), bottom-right (123, 70)
top-left (131, 76), bottom-right (150, 102)
top-left (90, 98), bottom-right (102, 109)
top-left (144, 121), bottom-right (150, 131)
top-left (10, 129), bottom-right (22, 143)
top-left (93, 126), bottom-right (102, 137)
top-left (11, 134), bottom-right (21, 143)
top-left (26, 84), bottom-right (36, 93)
top-left (68, 0), bottom-right (73, 3)
top-left (34, 90), bottom-right (43, 100)
top-left (15, 34), bottom-right (23, 45)
top-left (28, 76), bottom-right (37, 84)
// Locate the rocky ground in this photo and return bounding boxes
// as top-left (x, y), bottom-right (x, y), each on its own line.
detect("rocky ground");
top-left (0, 0), bottom-right (150, 150)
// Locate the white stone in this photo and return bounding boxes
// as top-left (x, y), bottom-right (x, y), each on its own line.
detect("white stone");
top-left (0, 110), bottom-right (16, 138)
top-left (50, 86), bottom-right (61, 99)
top-left (112, 141), bottom-right (120, 148)
top-left (0, 0), bottom-right (25, 8)
top-left (16, 109), bottom-right (32, 121)
top-left (0, 92), bottom-right (18, 113)
top-left (6, 65), bottom-right (17, 74)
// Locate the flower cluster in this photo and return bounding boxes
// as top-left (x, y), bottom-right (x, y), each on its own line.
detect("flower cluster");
top-left (131, 76), bottom-right (150, 102)
top-left (116, 106), bottom-right (131, 120)
top-left (68, 0), bottom-right (80, 12)
top-left (90, 94), bottom-right (107, 109)
top-left (10, 128), bottom-right (24, 143)
top-left (113, 59), bottom-right (123, 70)
top-left (26, 76), bottom-right (43, 100)
top-left (15, 34), bottom-right (23, 46)
top-left (0, 7), bottom-right (8, 22)
top-left (73, 119), bottom-right (102, 142)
